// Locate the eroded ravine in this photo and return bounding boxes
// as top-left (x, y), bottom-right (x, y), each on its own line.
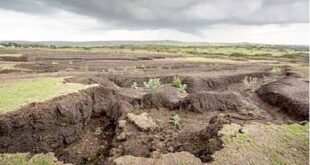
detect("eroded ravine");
top-left (0, 71), bottom-right (308, 164)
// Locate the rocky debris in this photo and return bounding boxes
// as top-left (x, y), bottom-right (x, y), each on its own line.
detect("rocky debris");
top-left (256, 76), bottom-right (309, 120)
top-left (113, 151), bottom-right (203, 165)
top-left (58, 134), bottom-right (101, 164)
top-left (118, 120), bottom-right (127, 129)
top-left (122, 139), bottom-right (151, 157)
top-left (181, 91), bottom-right (243, 113)
top-left (127, 113), bottom-right (157, 131)
top-left (175, 115), bottom-right (231, 162)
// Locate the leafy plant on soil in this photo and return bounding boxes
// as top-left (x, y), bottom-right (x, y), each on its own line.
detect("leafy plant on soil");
top-left (170, 114), bottom-right (180, 129)
top-left (143, 78), bottom-right (161, 89)
top-left (270, 67), bottom-right (281, 75)
top-left (172, 76), bottom-right (183, 88)
top-left (51, 61), bottom-right (59, 65)
top-left (172, 76), bottom-right (188, 93)
top-left (179, 84), bottom-right (188, 93)
top-left (243, 76), bottom-right (257, 91)
top-left (131, 82), bottom-right (138, 89)
top-left (80, 65), bottom-right (89, 72)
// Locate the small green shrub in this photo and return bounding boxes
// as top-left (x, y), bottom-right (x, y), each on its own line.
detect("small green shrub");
top-left (80, 65), bottom-right (89, 72)
top-left (172, 76), bottom-right (183, 88)
top-left (179, 84), bottom-right (188, 93)
top-left (270, 67), bottom-right (281, 75)
top-left (51, 61), bottom-right (59, 65)
top-left (131, 82), bottom-right (138, 89)
top-left (143, 78), bottom-right (161, 89)
top-left (172, 76), bottom-right (187, 93)
top-left (170, 114), bottom-right (180, 129)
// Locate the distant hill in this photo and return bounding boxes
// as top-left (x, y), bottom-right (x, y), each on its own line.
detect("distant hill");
top-left (0, 40), bottom-right (188, 47)
top-left (0, 40), bottom-right (307, 48)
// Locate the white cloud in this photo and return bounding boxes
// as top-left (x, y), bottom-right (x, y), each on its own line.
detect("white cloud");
top-left (0, 10), bottom-right (308, 45)
top-left (201, 23), bottom-right (309, 45)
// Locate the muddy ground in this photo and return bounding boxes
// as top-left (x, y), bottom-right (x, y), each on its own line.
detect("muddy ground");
top-left (0, 48), bottom-right (309, 165)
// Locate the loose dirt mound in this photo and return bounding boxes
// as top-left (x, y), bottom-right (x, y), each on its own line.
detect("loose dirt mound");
top-left (257, 76), bottom-right (309, 120)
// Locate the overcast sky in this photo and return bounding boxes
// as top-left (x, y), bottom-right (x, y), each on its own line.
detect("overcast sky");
top-left (0, 0), bottom-right (308, 45)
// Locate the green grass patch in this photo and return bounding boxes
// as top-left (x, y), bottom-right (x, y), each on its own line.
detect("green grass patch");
top-left (0, 63), bottom-right (16, 70)
top-left (220, 123), bottom-right (309, 164)
top-left (176, 57), bottom-right (243, 64)
top-left (279, 123), bottom-right (309, 138)
top-left (0, 153), bottom-right (65, 165)
top-left (0, 77), bottom-right (96, 113)
top-left (0, 53), bottom-right (22, 57)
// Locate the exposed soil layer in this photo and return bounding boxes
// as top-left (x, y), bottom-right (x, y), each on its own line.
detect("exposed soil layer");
top-left (257, 76), bottom-right (309, 120)
top-left (0, 49), bottom-right (308, 164)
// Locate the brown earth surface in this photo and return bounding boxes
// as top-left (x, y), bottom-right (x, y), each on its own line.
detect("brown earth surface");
top-left (0, 48), bottom-right (308, 165)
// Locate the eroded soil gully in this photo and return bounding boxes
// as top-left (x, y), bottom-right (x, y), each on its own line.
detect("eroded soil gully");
top-left (0, 80), bottom-right (231, 164)
top-left (0, 73), bottom-right (306, 164)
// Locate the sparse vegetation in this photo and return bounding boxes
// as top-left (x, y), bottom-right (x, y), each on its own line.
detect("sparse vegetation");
top-left (170, 114), bottom-right (180, 129)
top-left (80, 65), bottom-right (89, 72)
top-left (131, 82), bottom-right (138, 89)
top-left (179, 84), bottom-right (188, 93)
top-left (172, 76), bottom-right (188, 93)
top-left (52, 61), bottom-right (59, 65)
top-left (0, 54), bottom-right (22, 57)
top-left (270, 67), bottom-right (282, 75)
top-left (0, 153), bottom-right (65, 165)
top-left (216, 123), bottom-right (309, 165)
top-left (0, 78), bottom-right (95, 113)
top-left (172, 76), bottom-right (183, 88)
top-left (143, 78), bottom-right (161, 89)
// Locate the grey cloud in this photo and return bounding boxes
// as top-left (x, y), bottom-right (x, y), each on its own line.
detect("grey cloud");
top-left (0, 0), bottom-right (308, 32)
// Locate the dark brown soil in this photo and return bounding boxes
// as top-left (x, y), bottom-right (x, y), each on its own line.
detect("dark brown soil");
top-left (0, 48), bottom-right (308, 165)
top-left (256, 76), bottom-right (309, 120)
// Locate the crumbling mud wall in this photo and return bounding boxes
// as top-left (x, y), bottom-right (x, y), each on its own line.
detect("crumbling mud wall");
top-left (256, 76), bottom-right (309, 120)
top-left (0, 86), bottom-right (132, 154)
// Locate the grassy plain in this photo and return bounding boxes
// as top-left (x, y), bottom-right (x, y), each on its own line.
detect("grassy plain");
top-left (0, 77), bottom-right (95, 113)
